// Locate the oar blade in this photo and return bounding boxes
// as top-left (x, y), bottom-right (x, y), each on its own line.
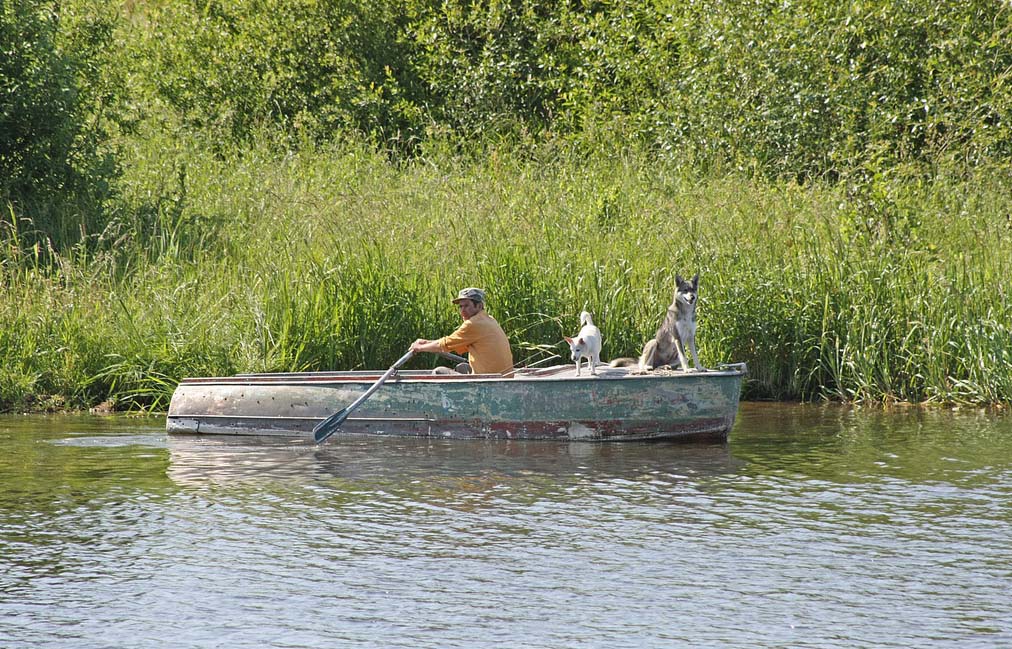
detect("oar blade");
top-left (312, 349), bottom-right (416, 444)
top-left (313, 410), bottom-right (349, 443)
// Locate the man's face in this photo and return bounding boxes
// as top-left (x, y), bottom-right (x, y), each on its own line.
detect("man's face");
top-left (457, 299), bottom-right (480, 319)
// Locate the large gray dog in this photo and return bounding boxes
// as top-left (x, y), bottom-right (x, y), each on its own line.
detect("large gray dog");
top-left (637, 274), bottom-right (703, 372)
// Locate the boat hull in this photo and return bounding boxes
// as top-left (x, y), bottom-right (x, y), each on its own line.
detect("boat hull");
top-left (166, 365), bottom-right (746, 442)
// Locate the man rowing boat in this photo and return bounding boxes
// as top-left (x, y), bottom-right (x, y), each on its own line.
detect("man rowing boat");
top-left (410, 287), bottom-right (513, 375)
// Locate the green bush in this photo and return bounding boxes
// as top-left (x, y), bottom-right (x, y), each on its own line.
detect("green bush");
top-left (117, 0), bottom-right (1012, 176)
top-left (127, 0), bottom-right (425, 151)
top-left (405, 0), bottom-right (1012, 176)
top-left (1, 0), bottom-right (122, 249)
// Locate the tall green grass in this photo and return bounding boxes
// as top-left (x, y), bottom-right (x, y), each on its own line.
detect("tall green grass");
top-left (2, 137), bottom-right (1011, 411)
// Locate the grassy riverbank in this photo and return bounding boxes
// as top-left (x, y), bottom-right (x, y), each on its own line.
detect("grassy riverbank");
top-left (5, 0), bottom-right (1012, 411)
top-left (3, 134), bottom-right (1011, 411)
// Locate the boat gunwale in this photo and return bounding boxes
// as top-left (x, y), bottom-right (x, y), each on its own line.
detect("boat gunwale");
top-left (180, 366), bottom-right (747, 386)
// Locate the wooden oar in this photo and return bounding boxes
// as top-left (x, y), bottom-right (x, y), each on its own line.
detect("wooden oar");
top-left (313, 350), bottom-right (415, 443)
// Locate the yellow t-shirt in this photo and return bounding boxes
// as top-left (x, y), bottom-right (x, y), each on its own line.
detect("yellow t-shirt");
top-left (439, 310), bottom-right (513, 375)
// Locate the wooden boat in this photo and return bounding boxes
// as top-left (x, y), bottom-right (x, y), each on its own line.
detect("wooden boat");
top-left (165, 363), bottom-right (747, 442)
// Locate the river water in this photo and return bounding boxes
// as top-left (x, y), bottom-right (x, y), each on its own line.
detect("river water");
top-left (1, 403), bottom-right (1010, 648)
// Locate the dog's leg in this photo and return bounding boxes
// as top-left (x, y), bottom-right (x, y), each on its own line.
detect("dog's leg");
top-left (590, 350), bottom-right (599, 375)
top-left (687, 337), bottom-right (703, 371)
top-left (673, 338), bottom-right (691, 372)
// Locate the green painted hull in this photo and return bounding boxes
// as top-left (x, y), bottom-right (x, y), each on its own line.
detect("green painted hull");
top-left (166, 364), bottom-right (746, 442)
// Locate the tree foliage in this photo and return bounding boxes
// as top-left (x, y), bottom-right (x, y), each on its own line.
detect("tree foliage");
top-left (407, 0), bottom-right (1012, 176)
top-left (5, 0), bottom-right (1012, 206)
top-left (126, 0), bottom-right (425, 151)
top-left (1, 0), bottom-right (117, 202)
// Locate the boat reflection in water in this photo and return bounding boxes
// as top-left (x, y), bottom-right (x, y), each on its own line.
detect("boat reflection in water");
top-left (165, 433), bottom-right (743, 490)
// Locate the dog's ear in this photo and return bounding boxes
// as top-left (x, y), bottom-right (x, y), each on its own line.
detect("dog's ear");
top-left (691, 273), bottom-right (699, 288)
top-left (577, 337), bottom-right (585, 345)
top-left (676, 274), bottom-right (684, 285)
top-left (564, 336), bottom-right (573, 344)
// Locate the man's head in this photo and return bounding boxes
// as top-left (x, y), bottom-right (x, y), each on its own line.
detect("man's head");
top-left (452, 287), bottom-right (485, 319)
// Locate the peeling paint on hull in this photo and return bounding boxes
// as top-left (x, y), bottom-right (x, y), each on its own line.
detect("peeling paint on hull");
top-left (166, 365), bottom-right (746, 442)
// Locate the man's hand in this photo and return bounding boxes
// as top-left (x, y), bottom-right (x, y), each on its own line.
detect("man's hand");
top-left (410, 339), bottom-right (440, 353)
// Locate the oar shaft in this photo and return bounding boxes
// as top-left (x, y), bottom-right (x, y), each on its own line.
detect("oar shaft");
top-left (342, 350), bottom-right (414, 414)
top-left (313, 350), bottom-right (415, 443)
top-left (437, 351), bottom-right (468, 364)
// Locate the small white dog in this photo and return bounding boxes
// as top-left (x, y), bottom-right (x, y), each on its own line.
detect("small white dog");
top-left (565, 311), bottom-right (602, 376)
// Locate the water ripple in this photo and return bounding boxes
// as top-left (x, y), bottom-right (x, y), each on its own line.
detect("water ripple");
top-left (1, 407), bottom-right (1011, 647)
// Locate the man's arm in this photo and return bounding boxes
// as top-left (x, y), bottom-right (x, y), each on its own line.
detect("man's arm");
top-left (410, 339), bottom-right (443, 354)
top-left (436, 320), bottom-right (476, 355)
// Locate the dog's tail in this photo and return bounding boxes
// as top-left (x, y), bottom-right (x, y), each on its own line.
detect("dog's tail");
top-left (580, 310), bottom-right (594, 327)
top-left (609, 357), bottom-right (637, 368)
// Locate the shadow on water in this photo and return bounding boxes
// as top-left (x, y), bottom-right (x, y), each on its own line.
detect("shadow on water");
top-left (0, 414), bottom-right (168, 508)
top-left (729, 402), bottom-right (1012, 487)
